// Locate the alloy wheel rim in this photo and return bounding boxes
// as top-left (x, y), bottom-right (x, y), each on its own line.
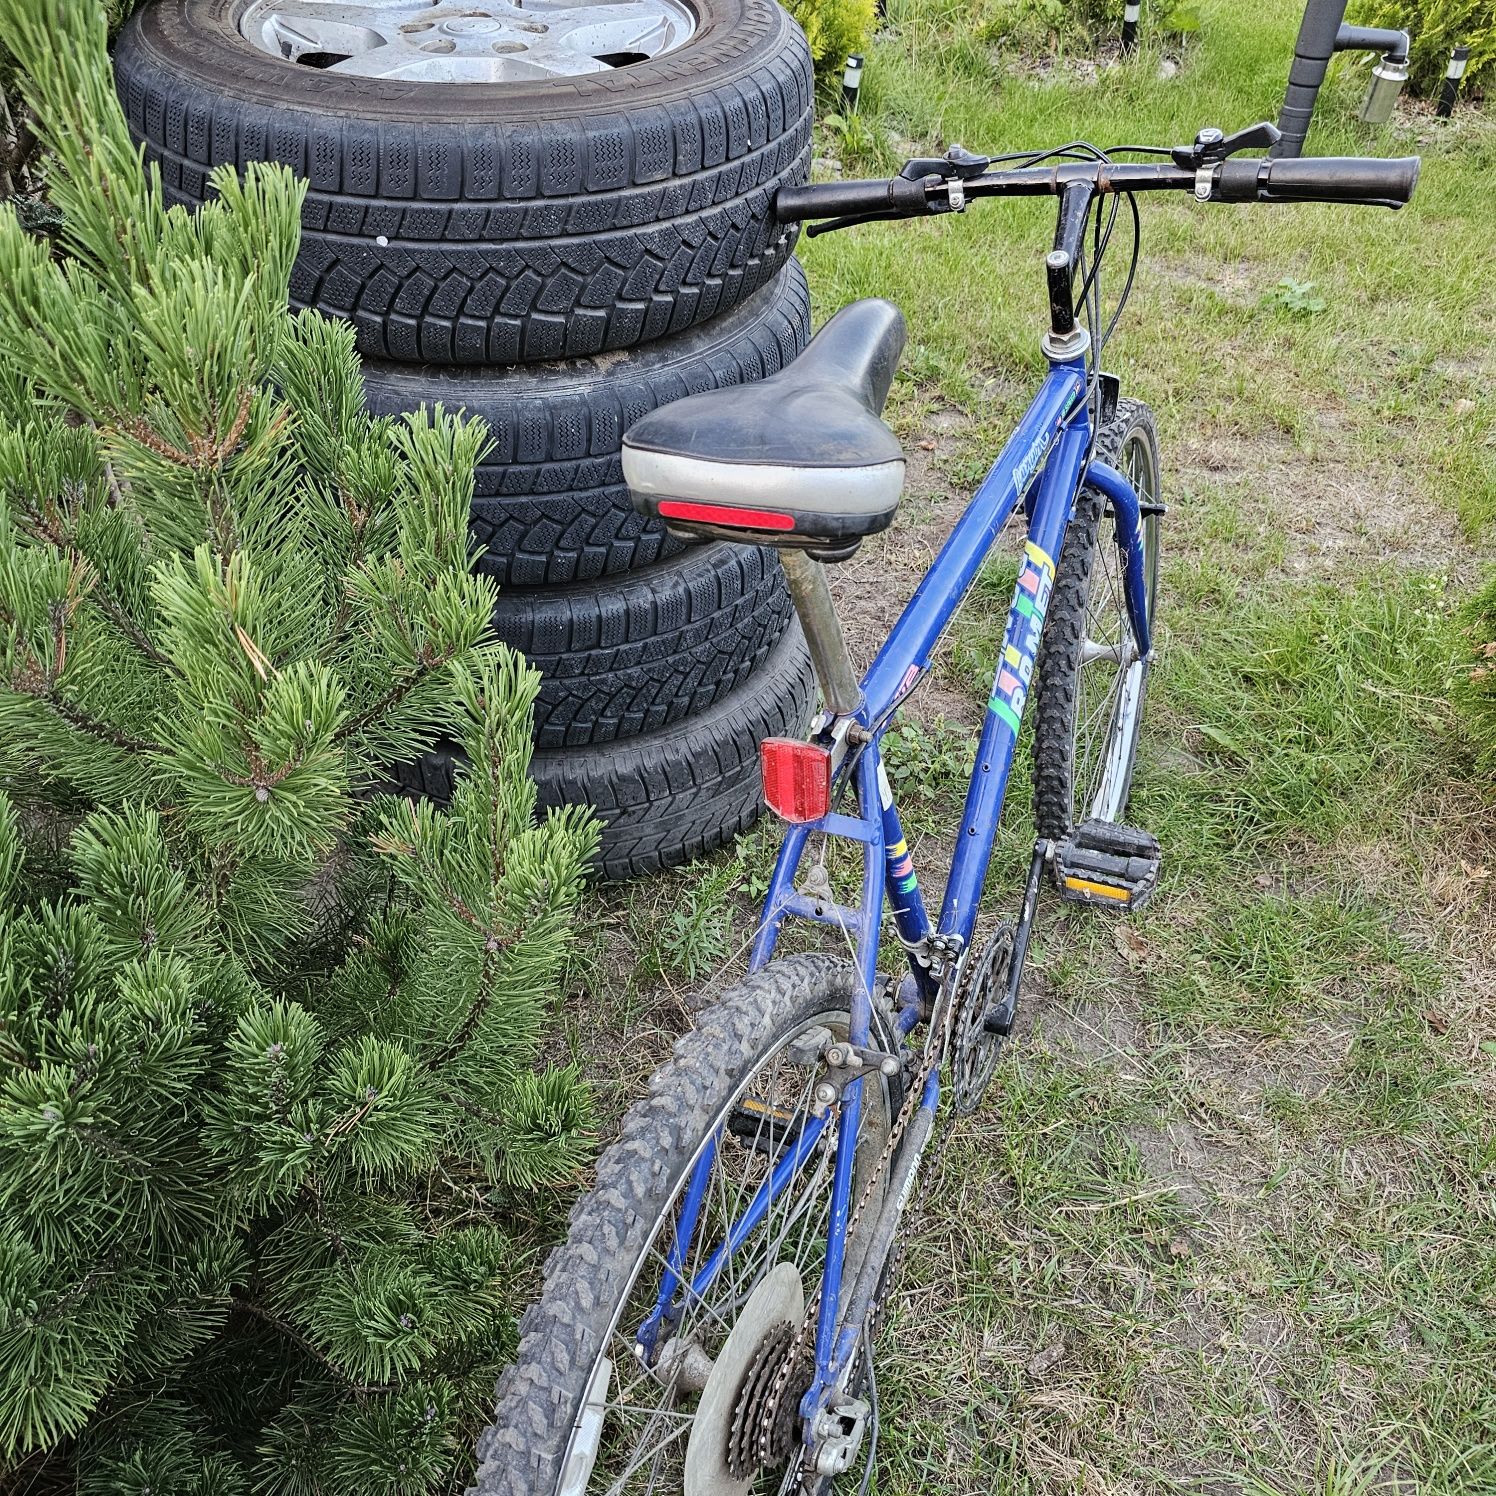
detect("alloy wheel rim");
top-left (239, 0), bottom-right (697, 82)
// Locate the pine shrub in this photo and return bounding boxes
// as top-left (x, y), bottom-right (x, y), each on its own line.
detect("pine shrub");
top-left (0, 1), bottom-right (597, 1489)
top-left (0, 0), bottom-right (132, 198)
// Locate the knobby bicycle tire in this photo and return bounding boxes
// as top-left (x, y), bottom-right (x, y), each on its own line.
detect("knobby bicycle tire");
top-left (1032, 398), bottom-right (1162, 841)
top-left (470, 954), bottom-right (898, 1495)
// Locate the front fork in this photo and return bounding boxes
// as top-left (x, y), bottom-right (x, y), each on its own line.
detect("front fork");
top-left (1087, 455), bottom-right (1153, 660)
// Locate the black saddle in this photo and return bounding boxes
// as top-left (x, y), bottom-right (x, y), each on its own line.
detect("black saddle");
top-left (622, 298), bottom-right (908, 561)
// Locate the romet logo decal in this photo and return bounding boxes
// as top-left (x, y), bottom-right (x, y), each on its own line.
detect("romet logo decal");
top-left (1013, 428), bottom-right (1055, 502)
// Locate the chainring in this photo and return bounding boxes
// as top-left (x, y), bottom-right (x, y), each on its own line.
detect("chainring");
top-left (949, 922), bottom-right (1015, 1114)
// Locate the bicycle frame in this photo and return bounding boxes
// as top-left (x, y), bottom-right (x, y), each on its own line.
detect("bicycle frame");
top-left (639, 349), bottom-right (1154, 1443)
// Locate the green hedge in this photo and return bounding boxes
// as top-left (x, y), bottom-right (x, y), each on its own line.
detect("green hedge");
top-left (1350, 0), bottom-right (1495, 96)
top-left (784, 0), bottom-right (877, 74)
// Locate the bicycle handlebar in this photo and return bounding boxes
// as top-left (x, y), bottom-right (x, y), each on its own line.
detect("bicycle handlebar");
top-left (1213, 154), bottom-right (1420, 206)
top-left (775, 174), bottom-right (935, 221)
top-left (775, 152), bottom-right (1421, 226)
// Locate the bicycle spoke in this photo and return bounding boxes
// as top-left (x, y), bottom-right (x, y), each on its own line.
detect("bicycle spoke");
top-left (602, 1419), bottom-right (692, 1496)
top-left (731, 1073), bottom-right (826, 1287)
top-left (1069, 481), bottom-right (1150, 823)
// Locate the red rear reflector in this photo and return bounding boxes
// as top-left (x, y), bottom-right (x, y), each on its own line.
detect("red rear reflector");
top-left (760, 738), bottom-right (832, 824)
top-left (658, 500), bottom-right (795, 532)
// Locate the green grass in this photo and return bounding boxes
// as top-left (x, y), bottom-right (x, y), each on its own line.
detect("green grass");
top-left (1147, 574), bottom-right (1458, 847)
top-left (806, 0), bottom-right (1496, 531)
top-left (558, 1), bottom-right (1495, 1490)
top-left (1150, 888), bottom-right (1438, 1034)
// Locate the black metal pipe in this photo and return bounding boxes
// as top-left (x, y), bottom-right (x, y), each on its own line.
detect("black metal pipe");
top-left (1336, 23), bottom-right (1409, 62)
top-left (1273, 0), bottom-right (1412, 157)
top-left (1273, 0), bottom-right (1350, 158)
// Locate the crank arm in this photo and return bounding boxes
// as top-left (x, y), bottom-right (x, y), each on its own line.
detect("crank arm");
top-left (983, 839), bottom-right (1049, 1035)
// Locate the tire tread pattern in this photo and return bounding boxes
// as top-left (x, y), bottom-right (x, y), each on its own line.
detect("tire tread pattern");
top-left (529, 621), bottom-right (813, 878)
top-left (466, 953), bottom-right (858, 1496)
top-left (1031, 398), bottom-right (1159, 841)
top-left (495, 544), bottom-right (792, 748)
top-left (113, 4), bottom-right (814, 364)
top-left (391, 622), bottom-right (814, 880)
top-left (362, 260), bottom-right (811, 585)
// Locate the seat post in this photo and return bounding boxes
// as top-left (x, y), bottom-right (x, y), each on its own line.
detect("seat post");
top-left (780, 551), bottom-right (861, 717)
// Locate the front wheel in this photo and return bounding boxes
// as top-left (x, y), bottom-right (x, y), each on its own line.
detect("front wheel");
top-left (1033, 398), bottom-right (1162, 841)
top-left (472, 956), bottom-right (900, 1495)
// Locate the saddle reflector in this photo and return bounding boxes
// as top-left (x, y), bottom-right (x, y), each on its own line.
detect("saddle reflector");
top-left (657, 500), bottom-right (796, 532)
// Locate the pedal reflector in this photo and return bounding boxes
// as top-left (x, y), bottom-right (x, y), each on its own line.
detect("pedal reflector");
top-left (1055, 820), bottom-right (1161, 911)
top-left (760, 738), bottom-right (831, 824)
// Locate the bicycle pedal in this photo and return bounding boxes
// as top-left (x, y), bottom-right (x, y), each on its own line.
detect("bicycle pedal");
top-left (1054, 820), bottom-right (1161, 911)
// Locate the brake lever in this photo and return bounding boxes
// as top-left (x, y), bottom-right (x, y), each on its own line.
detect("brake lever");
top-left (899, 143), bottom-right (991, 182)
top-left (805, 210), bottom-right (907, 238)
top-left (1169, 120), bottom-right (1282, 169)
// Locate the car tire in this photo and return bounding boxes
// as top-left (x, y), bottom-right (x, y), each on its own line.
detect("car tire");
top-left (531, 619), bottom-right (813, 879)
top-left (493, 542), bottom-right (792, 749)
top-left (113, 0), bottom-right (813, 365)
top-left (391, 619), bottom-right (814, 880)
top-left (360, 257), bottom-right (811, 586)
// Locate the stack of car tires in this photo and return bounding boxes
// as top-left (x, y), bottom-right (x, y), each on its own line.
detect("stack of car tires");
top-left (114, 0), bottom-right (819, 879)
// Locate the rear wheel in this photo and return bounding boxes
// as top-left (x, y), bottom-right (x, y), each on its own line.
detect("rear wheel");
top-left (472, 956), bottom-right (901, 1495)
top-left (1032, 399), bottom-right (1161, 841)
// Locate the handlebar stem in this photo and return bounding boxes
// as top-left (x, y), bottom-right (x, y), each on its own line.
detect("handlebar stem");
top-left (1046, 178), bottom-right (1095, 340)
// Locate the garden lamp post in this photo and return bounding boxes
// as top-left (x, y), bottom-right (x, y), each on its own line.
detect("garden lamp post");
top-left (1437, 44), bottom-right (1470, 117)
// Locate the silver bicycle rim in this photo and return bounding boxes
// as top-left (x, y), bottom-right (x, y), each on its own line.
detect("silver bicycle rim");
top-left (1074, 430), bottom-right (1159, 825)
top-left (554, 1008), bottom-right (893, 1496)
top-left (239, 0), bottom-right (697, 82)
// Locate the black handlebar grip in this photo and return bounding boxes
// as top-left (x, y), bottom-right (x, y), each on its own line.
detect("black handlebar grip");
top-left (1215, 155), bottom-right (1420, 208)
top-left (776, 175), bottom-right (934, 223)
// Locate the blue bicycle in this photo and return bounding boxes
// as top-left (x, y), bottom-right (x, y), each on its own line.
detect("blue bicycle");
top-left (474, 125), bottom-right (1417, 1495)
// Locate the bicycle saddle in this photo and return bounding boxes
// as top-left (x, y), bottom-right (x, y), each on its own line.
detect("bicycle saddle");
top-left (622, 298), bottom-right (907, 561)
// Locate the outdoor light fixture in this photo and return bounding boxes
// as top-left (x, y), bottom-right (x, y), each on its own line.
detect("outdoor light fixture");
top-left (1121, 0), bottom-right (1140, 54)
top-left (842, 52), bottom-right (864, 113)
top-left (1358, 50), bottom-right (1409, 124)
top-left (1437, 44), bottom-right (1470, 118)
